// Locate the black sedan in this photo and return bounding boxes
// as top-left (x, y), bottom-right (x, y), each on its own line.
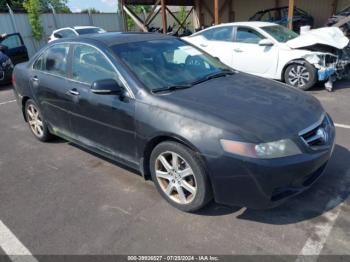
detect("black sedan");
top-left (249, 6), bottom-right (314, 32)
top-left (0, 33), bottom-right (29, 85)
top-left (13, 33), bottom-right (335, 212)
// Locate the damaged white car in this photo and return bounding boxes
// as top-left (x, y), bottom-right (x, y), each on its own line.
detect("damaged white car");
top-left (183, 22), bottom-right (350, 91)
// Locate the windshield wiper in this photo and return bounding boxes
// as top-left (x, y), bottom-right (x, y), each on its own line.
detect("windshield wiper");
top-left (152, 84), bottom-right (193, 94)
top-left (191, 70), bottom-right (234, 86)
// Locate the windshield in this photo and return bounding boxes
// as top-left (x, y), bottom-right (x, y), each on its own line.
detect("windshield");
top-left (261, 25), bottom-right (299, 42)
top-left (112, 39), bottom-right (231, 91)
top-left (76, 28), bottom-right (105, 35)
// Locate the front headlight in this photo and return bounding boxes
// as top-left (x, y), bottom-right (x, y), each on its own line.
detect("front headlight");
top-left (220, 139), bottom-right (301, 159)
top-left (1, 58), bottom-right (12, 68)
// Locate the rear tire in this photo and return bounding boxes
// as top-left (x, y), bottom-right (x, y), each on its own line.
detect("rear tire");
top-left (284, 62), bottom-right (317, 91)
top-left (150, 141), bottom-right (212, 212)
top-left (25, 99), bottom-right (53, 142)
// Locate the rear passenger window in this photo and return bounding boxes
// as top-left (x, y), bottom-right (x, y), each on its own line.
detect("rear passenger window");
top-left (33, 44), bottom-right (69, 77)
top-left (71, 44), bottom-right (121, 85)
top-left (199, 26), bottom-right (233, 42)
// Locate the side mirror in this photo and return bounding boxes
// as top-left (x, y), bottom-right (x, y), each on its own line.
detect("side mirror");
top-left (54, 33), bottom-right (63, 38)
top-left (91, 79), bottom-right (123, 95)
top-left (259, 39), bottom-right (274, 46)
top-left (0, 44), bottom-right (8, 52)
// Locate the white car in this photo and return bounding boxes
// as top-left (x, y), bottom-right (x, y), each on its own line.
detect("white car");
top-left (183, 22), bottom-right (350, 91)
top-left (48, 26), bottom-right (106, 43)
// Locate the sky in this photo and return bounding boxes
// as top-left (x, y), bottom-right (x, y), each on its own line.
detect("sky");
top-left (67, 0), bottom-right (118, 13)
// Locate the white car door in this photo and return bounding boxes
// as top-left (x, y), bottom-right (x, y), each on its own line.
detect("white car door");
top-left (232, 27), bottom-right (279, 78)
top-left (187, 26), bottom-right (235, 67)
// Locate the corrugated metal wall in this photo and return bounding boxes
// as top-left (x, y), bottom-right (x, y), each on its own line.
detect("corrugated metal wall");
top-left (201, 0), bottom-right (350, 27)
top-left (0, 13), bottom-right (124, 57)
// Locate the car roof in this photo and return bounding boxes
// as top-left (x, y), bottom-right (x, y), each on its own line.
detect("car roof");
top-left (72, 26), bottom-right (100, 30)
top-left (253, 6), bottom-right (291, 13)
top-left (53, 26), bottom-right (101, 32)
top-left (53, 32), bottom-right (176, 47)
top-left (193, 21), bottom-right (277, 32)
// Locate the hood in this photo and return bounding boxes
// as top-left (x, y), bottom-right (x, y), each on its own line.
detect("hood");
top-left (0, 51), bottom-right (8, 63)
top-left (286, 27), bottom-right (349, 49)
top-left (160, 73), bottom-right (324, 143)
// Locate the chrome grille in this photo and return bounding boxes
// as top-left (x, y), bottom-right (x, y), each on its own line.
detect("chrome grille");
top-left (299, 115), bottom-right (331, 149)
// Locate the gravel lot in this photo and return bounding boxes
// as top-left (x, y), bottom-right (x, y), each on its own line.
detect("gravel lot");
top-left (0, 81), bottom-right (349, 258)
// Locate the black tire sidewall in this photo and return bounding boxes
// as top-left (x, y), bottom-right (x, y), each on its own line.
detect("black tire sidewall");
top-left (150, 141), bottom-right (212, 212)
top-left (25, 99), bottom-right (52, 142)
top-left (284, 62), bottom-right (317, 91)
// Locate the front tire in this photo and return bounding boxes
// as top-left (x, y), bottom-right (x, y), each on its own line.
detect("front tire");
top-left (25, 99), bottom-right (53, 142)
top-left (284, 62), bottom-right (317, 91)
top-left (150, 141), bottom-right (212, 212)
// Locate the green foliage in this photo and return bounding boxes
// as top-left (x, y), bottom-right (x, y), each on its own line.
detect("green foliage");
top-left (126, 5), bottom-right (151, 31)
top-left (41, 0), bottom-right (71, 13)
top-left (0, 0), bottom-right (71, 13)
top-left (23, 0), bottom-right (43, 41)
top-left (0, 0), bottom-right (26, 12)
top-left (177, 6), bottom-right (187, 24)
top-left (81, 8), bottom-right (100, 14)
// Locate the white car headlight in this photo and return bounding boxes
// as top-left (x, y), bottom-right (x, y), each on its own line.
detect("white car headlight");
top-left (220, 139), bottom-right (301, 159)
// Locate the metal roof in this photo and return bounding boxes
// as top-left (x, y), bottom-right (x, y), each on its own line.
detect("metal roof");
top-left (124, 0), bottom-right (195, 6)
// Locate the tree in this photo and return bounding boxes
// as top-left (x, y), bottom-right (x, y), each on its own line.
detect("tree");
top-left (81, 8), bottom-right (100, 14)
top-left (126, 5), bottom-right (151, 31)
top-left (177, 6), bottom-right (187, 24)
top-left (40, 0), bottom-right (71, 13)
top-left (23, 0), bottom-right (43, 41)
top-left (0, 0), bottom-right (26, 12)
top-left (0, 0), bottom-right (71, 13)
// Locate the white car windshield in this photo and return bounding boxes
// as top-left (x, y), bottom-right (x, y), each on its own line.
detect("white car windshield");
top-left (261, 25), bottom-right (299, 43)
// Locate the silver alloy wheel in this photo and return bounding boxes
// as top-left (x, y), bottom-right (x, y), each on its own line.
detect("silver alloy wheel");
top-left (288, 65), bottom-right (310, 87)
top-left (155, 151), bottom-right (197, 205)
top-left (27, 104), bottom-right (44, 138)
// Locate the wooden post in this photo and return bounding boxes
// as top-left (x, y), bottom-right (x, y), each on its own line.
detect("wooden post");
top-left (214, 0), bottom-right (219, 25)
top-left (331, 0), bottom-right (338, 15)
top-left (120, 0), bottom-right (128, 31)
top-left (144, 0), bottom-right (161, 25)
top-left (287, 0), bottom-right (294, 30)
top-left (161, 0), bottom-right (167, 33)
top-left (229, 0), bottom-right (234, 22)
top-left (194, 0), bottom-right (202, 28)
top-left (123, 5), bottom-right (149, 32)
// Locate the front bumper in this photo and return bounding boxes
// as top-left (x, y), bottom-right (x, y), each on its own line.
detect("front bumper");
top-left (205, 132), bottom-right (335, 210)
top-left (0, 68), bottom-right (13, 84)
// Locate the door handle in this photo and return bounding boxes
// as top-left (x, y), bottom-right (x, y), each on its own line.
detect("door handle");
top-left (234, 48), bottom-right (243, 53)
top-left (31, 76), bottom-right (39, 82)
top-left (200, 43), bottom-right (208, 48)
top-left (68, 89), bottom-right (80, 96)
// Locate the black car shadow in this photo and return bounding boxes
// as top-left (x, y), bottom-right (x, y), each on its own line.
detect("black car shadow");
top-left (197, 144), bottom-right (350, 224)
top-left (310, 79), bottom-right (350, 92)
top-left (68, 142), bottom-right (143, 177)
top-left (0, 84), bottom-right (12, 91)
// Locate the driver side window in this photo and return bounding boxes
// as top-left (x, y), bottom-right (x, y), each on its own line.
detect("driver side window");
top-left (71, 44), bottom-right (122, 85)
top-left (235, 27), bottom-right (265, 44)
